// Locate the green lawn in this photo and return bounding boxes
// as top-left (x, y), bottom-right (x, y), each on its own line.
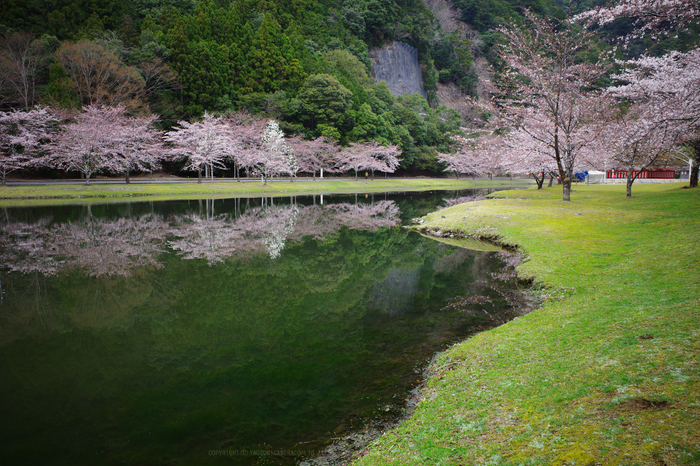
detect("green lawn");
top-left (355, 183), bottom-right (700, 466)
top-left (0, 178), bottom-right (529, 207)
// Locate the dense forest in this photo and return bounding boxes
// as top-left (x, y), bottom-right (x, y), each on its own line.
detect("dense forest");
top-left (0, 0), bottom-right (697, 178)
top-left (0, 0), bottom-right (568, 175)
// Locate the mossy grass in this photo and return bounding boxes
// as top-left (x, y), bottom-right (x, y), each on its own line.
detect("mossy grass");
top-left (355, 182), bottom-right (700, 465)
top-left (0, 178), bottom-right (530, 207)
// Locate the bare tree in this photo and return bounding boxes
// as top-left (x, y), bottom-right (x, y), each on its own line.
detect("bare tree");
top-left (0, 32), bottom-right (46, 110)
top-left (55, 39), bottom-right (146, 112)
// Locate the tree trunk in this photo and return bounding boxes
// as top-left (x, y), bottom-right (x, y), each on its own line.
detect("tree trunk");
top-left (626, 162), bottom-right (637, 197)
top-left (562, 177), bottom-right (571, 201)
top-left (548, 173), bottom-right (554, 187)
top-left (690, 139), bottom-right (700, 188)
top-left (197, 167), bottom-right (202, 184)
top-left (531, 172), bottom-right (544, 189)
top-left (85, 173), bottom-right (91, 186)
top-left (125, 170), bottom-right (130, 184)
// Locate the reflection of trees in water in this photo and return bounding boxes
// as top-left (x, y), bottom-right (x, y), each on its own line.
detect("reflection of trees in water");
top-left (0, 271), bottom-right (58, 344)
top-left (167, 200), bottom-right (399, 263)
top-left (0, 199), bottom-right (401, 342)
top-left (444, 251), bottom-right (532, 326)
top-left (0, 214), bottom-right (167, 277)
top-left (0, 199), bottom-right (401, 276)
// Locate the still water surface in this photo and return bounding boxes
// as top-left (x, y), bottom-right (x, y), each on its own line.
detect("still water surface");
top-left (0, 190), bottom-right (524, 465)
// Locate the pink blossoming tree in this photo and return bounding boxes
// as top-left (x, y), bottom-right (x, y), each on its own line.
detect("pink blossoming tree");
top-left (577, 0), bottom-right (700, 187)
top-left (112, 113), bottom-right (165, 184)
top-left (493, 9), bottom-right (609, 201)
top-left (574, 0), bottom-right (699, 39)
top-left (48, 105), bottom-right (127, 185)
top-left (237, 120), bottom-right (290, 185)
top-left (286, 136), bottom-right (339, 180)
top-left (165, 112), bottom-right (229, 183)
top-left (0, 107), bottom-right (56, 185)
top-left (335, 141), bottom-right (400, 180)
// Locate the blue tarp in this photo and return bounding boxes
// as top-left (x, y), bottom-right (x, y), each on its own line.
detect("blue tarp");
top-left (574, 171), bottom-right (589, 182)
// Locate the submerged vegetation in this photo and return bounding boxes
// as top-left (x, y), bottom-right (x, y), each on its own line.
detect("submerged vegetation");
top-left (355, 183), bottom-right (700, 465)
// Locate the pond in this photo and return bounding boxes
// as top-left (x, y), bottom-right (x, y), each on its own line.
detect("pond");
top-left (0, 190), bottom-right (528, 465)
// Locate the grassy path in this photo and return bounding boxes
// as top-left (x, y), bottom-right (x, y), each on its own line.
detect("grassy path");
top-left (0, 178), bottom-right (528, 207)
top-left (355, 183), bottom-right (700, 465)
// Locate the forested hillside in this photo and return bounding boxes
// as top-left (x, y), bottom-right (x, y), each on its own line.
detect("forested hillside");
top-left (1, 0), bottom-right (697, 178)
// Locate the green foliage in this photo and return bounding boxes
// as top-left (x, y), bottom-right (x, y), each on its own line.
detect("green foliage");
top-left (295, 73), bottom-right (353, 133)
top-left (432, 31), bottom-right (478, 96)
top-left (453, 0), bottom-right (565, 32)
top-left (43, 60), bottom-right (79, 108)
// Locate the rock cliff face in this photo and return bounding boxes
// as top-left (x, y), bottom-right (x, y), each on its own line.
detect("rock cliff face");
top-left (369, 41), bottom-right (427, 100)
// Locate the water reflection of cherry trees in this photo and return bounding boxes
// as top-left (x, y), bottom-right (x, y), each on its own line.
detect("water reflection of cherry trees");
top-left (0, 198), bottom-right (401, 276)
top-left (0, 195), bottom-right (532, 464)
top-left (1, 213), bottom-right (168, 276)
top-left (164, 199), bottom-right (400, 263)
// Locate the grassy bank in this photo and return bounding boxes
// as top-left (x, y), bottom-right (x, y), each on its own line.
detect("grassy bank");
top-left (355, 183), bottom-right (700, 465)
top-left (0, 178), bottom-right (529, 207)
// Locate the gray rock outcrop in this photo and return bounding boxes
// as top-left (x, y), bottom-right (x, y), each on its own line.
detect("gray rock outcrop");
top-left (370, 41), bottom-right (427, 100)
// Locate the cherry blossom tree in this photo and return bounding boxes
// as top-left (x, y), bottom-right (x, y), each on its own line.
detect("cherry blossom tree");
top-left (577, 0), bottom-right (700, 188)
top-left (437, 149), bottom-right (477, 179)
top-left (335, 141), bottom-right (400, 180)
top-left (0, 107), bottom-right (56, 185)
top-left (488, 129), bottom-right (558, 188)
top-left (286, 136), bottom-right (339, 180)
top-left (238, 120), bottom-right (290, 185)
top-left (438, 133), bottom-right (498, 180)
top-left (165, 112), bottom-right (229, 183)
top-left (221, 113), bottom-right (267, 181)
top-left (440, 128), bottom-right (560, 187)
top-left (574, 0), bottom-right (699, 39)
top-left (607, 50), bottom-right (700, 188)
top-left (599, 100), bottom-right (685, 196)
top-left (112, 113), bottom-right (165, 184)
top-left (47, 105), bottom-right (127, 185)
top-left (362, 141), bottom-right (400, 179)
top-left (285, 145), bottom-right (301, 182)
top-left (263, 120), bottom-right (295, 181)
top-left (493, 9), bottom-right (609, 201)
top-left (335, 143), bottom-right (375, 180)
